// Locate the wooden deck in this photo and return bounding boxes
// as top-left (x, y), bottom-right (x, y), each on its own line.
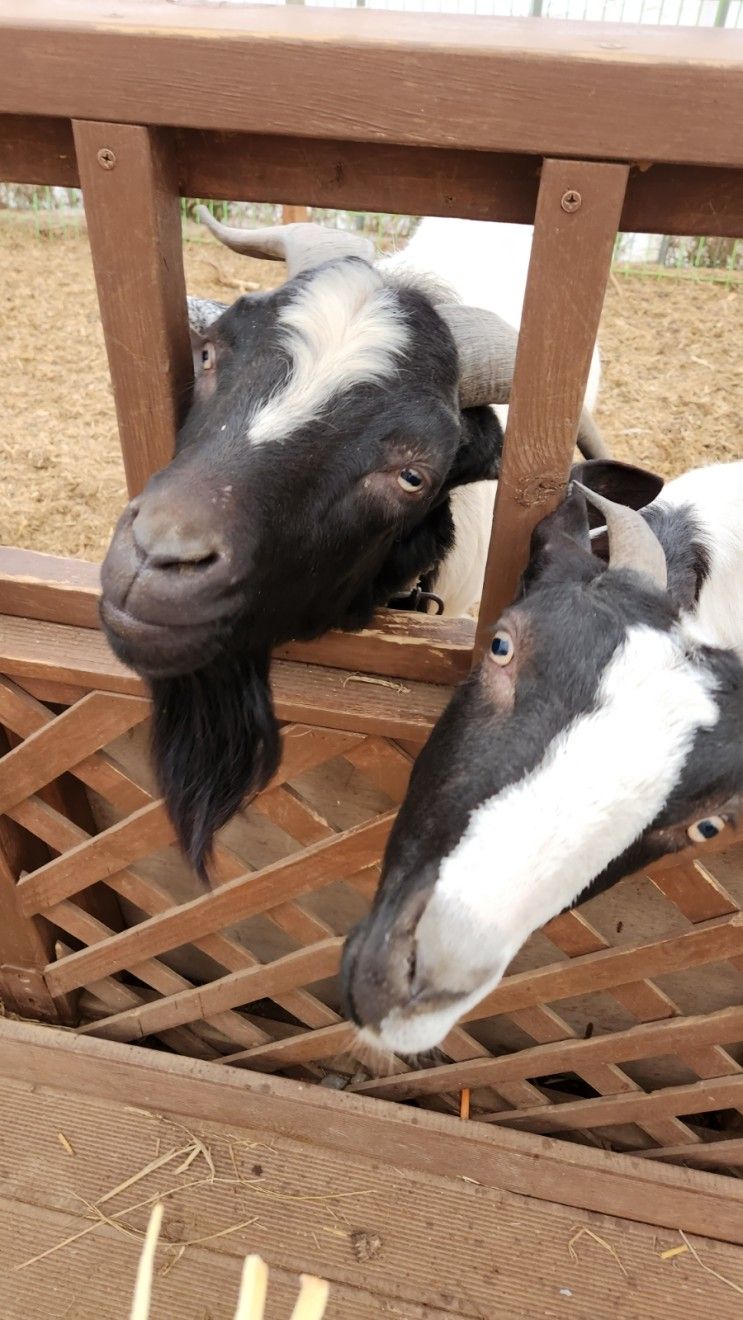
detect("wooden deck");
top-left (1, 1020), bottom-right (743, 1319)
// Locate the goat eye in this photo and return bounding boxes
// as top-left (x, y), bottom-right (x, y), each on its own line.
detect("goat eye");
top-left (687, 815), bottom-right (725, 843)
top-left (200, 343), bottom-right (215, 370)
top-left (490, 630), bottom-right (514, 665)
top-left (398, 468), bottom-right (424, 493)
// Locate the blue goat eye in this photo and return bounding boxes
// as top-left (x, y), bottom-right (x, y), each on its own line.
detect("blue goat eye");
top-left (687, 815), bottom-right (725, 843)
top-left (490, 630), bottom-right (514, 666)
top-left (398, 468), bottom-right (424, 493)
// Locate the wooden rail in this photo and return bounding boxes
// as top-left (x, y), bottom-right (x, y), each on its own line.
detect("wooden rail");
top-left (1, 1), bottom-right (743, 1175)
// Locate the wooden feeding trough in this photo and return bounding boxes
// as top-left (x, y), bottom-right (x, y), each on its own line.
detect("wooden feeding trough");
top-left (1, 0), bottom-right (743, 1256)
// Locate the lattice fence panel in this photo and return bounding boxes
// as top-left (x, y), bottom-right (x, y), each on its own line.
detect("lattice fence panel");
top-left (2, 671), bottom-right (743, 1172)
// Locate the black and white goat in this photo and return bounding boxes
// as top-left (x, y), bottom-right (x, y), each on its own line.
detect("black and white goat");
top-left (342, 458), bottom-right (743, 1055)
top-left (100, 215), bottom-right (605, 875)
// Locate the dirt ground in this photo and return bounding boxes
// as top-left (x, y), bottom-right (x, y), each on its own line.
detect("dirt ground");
top-left (1, 219), bottom-right (740, 560)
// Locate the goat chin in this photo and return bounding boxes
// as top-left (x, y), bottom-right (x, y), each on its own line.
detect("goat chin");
top-left (150, 648), bottom-right (279, 882)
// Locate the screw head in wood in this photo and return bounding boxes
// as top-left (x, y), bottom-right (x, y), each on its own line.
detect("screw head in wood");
top-left (561, 190), bottom-right (582, 212)
top-left (97, 147), bottom-right (116, 170)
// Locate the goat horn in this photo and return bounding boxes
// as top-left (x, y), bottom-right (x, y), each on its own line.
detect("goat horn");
top-left (187, 295), bottom-right (230, 336)
top-left (197, 206), bottom-right (375, 277)
top-left (573, 482), bottom-right (667, 589)
top-left (436, 304), bottom-right (610, 461)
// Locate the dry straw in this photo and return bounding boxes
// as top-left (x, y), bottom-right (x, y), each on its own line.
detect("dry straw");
top-left (130, 1202), bottom-right (330, 1320)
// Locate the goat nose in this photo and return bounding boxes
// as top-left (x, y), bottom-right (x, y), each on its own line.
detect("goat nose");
top-left (131, 498), bottom-right (224, 569)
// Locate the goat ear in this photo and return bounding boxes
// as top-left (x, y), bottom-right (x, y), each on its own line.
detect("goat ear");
top-left (444, 407), bottom-right (503, 489)
top-left (570, 459), bottom-right (663, 531)
top-left (523, 486), bottom-right (598, 590)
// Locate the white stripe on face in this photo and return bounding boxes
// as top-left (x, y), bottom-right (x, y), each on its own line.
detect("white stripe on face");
top-left (418, 624), bottom-right (720, 976)
top-left (375, 625), bottom-right (720, 1055)
top-left (248, 262), bottom-right (409, 446)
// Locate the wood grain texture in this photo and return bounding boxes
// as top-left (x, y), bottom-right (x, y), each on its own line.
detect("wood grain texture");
top-left (0, 690), bottom-right (147, 817)
top-left (73, 120), bottom-right (191, 496)
top-left (77, 939), bottom-right (343, 1042)
top-left (475, 159), bottom-right (629, 648)
top-left (0, 615), bottom-right (451, 736)
top-left (353, 1005), bottom-right (743, 1102)
top-left (0, 549), bottom-right (474, 684)
top-left (2, 1018), bottom-right (743, 1247)
top-left (1, 6), bottom-right (743, 166)
top-left (487, 1075), bottom-right (743, 1135)
top-left (4, 118), bottom-right (743, 239)
top-left (43, 812), bottom-right (393, 992)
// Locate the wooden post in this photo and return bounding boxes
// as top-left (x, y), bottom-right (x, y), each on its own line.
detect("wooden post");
top-left (73, 121), bottom-right (192, 498)
top-left (474, 159), bottom-right (629, 653)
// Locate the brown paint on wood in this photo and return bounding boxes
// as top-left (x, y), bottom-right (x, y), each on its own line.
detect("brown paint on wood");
top-left (2, 1019), bottom-right (742, 1246)
top-left (0, 615), bottom-right (451, 736)
top-left (475, 159), bottom-right (629, 650)
top-left (0, 691), bottom-right (148, 817)
top-left (17, 798), bottom-right (175, 914)
top-left (487, 1074), bottom-right (743, 1135)
top-left (78, 938), bottom-right (342, 1042)
top-left (0, 550), bottom-right (473, 684)
top-left (44, 811), bottom-right (393, 993)
top-left (2, 7), bottom-right (743, 167)
top-left (353, 1004), bottom-right (743, 1102)
top-left (5, 118), bottom-right (743, 238)
top-left (72, 120), bottom-right (191, 497)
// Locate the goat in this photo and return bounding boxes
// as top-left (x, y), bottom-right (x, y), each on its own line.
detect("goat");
top-left (342, 458), bottom-right (743, 1056)
top-left (100, 214), bottom-right (606, 877)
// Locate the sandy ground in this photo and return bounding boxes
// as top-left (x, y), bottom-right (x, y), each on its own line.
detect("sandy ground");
top-left (1, 219), bottom-right (740, 559)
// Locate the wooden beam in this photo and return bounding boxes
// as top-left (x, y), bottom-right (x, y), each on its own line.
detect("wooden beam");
top-left (72, 120), bottom-right (191, 497)
top-left (1, 1018), bottom-right (742, 1246)
top-left (4, 118), bottom-right (743, 240)
top-left (1, 6), bottom-right (743, 167)
top-left (475, 159), bottom-right (628, 649)
top-left (41, 814), bottom-right (393, 991)
top-left (0, 550), bottom-right (473, 685)
top-left (353, 1004), bottom-right (743, 1102)
top-left (0, 615), bottom-right (451, 735)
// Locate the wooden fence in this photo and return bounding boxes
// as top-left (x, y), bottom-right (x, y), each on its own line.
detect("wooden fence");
top-left (1, 2), bottom-right (743, 1175)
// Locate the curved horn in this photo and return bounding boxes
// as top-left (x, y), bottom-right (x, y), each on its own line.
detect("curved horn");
top-left (197, 206), bottom-right (375, 277)
top-left (436, 304), bottom-right (610, 461)
top-left (573, 482), bottom-right (667, 590)
top-left (187, 295), bottom-right (229, 336)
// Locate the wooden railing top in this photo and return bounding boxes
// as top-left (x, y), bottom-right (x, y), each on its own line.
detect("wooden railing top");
top-left (1, 2), bottom-right (743, 168)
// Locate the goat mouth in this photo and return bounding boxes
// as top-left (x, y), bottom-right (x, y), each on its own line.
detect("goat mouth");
top-left (99, 599), bottom-right (227, 678)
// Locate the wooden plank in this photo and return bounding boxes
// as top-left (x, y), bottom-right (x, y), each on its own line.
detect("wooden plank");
top-left (5, 118), bottom-right (743, 238)
top-left (7, 1076), bottom-right (743, 1318)
top-left (0, 113), bottom-right (76, 185)
top-left (0, 548), bottom-right (100, 628)
top-left (77, 939), bottom-right (342, 1042)
top-left (2, 6), bottom-right (743, 167)
top-left (0, 550), bottom-right (473, 684)
top-left (486, 1075), bottom-right (743, 1135)
top-left (17, 799), bottom-right (175, 914)
top-left (72, 119), bottom-right (191, 497)
top-left (475, 158), bottom-right (628, 648)
top-left (0, 691), bottom-right (148, 816)
top-left (2, 1019), bottom-right (743, 1247)
top-left (0, 615), bottom-right (451, 736)
top-left (474, 913), bottom-right (743, 1019)
top-left (353, 1005), bottom-right (743, 1102)
top-left (44, 812), bottom-right (393, 993)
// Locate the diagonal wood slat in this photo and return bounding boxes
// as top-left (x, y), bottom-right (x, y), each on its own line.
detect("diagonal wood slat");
top-left (0, 689), bottom-right (148, 816)
top-left (45, 813), bottom-right (396, 995)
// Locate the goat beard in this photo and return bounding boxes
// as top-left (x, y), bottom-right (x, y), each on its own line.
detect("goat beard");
top-left (149, 647), bottom-right (280, 883)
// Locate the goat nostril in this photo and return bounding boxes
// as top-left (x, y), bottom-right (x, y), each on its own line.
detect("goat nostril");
top-left (406, 945), bottom-right (418, 989)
